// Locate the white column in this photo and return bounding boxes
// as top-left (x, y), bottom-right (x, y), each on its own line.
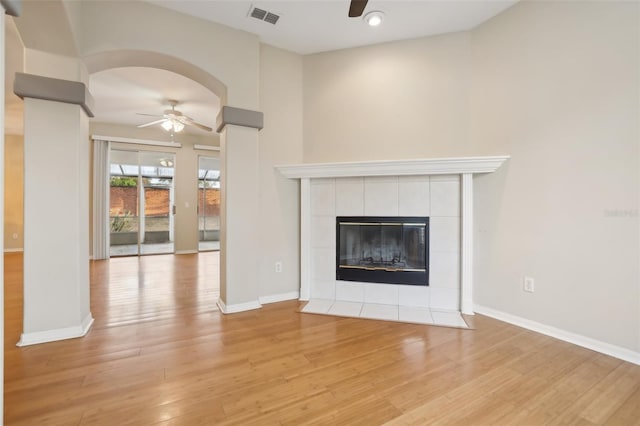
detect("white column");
top-left (20, 97), bottom-right (93, 345)
top-left (460, 173), bottom-right (474, 315)
top-left (217, 124), bottom-right (261, 313)
top-left (299, 178), bottom-right (311, 300)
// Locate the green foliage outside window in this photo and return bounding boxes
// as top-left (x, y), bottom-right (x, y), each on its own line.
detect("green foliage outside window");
top-left (110, 176), bottom-right (138, 187)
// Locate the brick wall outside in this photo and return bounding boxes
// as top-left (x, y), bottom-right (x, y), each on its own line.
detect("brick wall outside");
top-left (110, 187), bottom-right (138, 216)
top-left (145, 188), bottom-right (170, 217)
top-left (198, 188), bottom-right (220, 217)
top-left (110, 187), bottom-right (220, 217)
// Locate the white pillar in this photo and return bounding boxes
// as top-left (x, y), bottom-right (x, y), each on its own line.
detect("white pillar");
top-left (299, 178), bottom-right (311, 300)
top-left (460, 173), bottom-right (474, 315)
top-left (15, 53), bottom-right (94, 345)
top-left (19, 96), bottom-right (93, 345)
top-left (217, 124), bottom-right (261, 313)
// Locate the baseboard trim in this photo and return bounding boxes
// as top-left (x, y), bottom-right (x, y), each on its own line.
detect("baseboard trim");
top-left (259, 291), bottom-right (300, 305)
top-left (217, 299), bottom-right (262, 314)
top-left (474, 304), bottom-right (640, 366)
top-left (17, 313), bottom-right (94, 346)
top-left (175, 250), bottom-right (198, 255)
top-left (4, 248), bottom-right (23, 253)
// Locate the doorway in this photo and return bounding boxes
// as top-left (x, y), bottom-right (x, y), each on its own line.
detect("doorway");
top-left (109, 149), bottom-right (176, 256)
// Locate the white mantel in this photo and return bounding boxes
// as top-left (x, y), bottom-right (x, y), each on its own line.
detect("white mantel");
top-left (276, 156), bottom-right (509, 315)
top-left (276, 156), bottom-right (509, 179)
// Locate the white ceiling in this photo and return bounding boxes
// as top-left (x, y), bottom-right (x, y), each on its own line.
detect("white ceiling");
top-left (145, 0), bottom-right (518, 55)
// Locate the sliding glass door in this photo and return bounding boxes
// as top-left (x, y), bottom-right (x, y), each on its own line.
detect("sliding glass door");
top-left (198, 156), bottom-right (220, 251)
top-left (109, 149), bottom-right (175, 256)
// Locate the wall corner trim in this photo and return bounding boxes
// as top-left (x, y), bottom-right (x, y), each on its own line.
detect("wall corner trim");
top-left (217, 299), bottom-right (262, 314)
top-left (14, 72), bottom-right (95, 117)
top-left (216, 106), bottom-right (264, 133)
top-left (16, 313), bottom-right (94, 347)
top-left (1, 0), bottom-right (21, 16)
top-left (474, 304), bottom-right (640, 366)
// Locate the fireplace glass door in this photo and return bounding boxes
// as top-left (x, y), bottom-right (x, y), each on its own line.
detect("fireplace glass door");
top-left (336, 216), bottom-right (429, 286)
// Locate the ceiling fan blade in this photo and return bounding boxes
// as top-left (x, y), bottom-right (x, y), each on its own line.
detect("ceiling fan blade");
top-left (348, 0), bottom-right (368, 17)
top-left (179, 116), bottom-right (213, 132)
top-left (136, 112), bottom-right (163, 118)
top-left (137, 118), bottom-right (166, 128)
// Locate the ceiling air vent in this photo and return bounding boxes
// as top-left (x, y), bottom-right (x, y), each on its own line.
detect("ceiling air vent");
top-left (249, 5), bottom-right (280, 25)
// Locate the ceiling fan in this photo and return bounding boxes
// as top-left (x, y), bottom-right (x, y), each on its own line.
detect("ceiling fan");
top-left (348, 0), bottom-right (369, 17)
top-left (137, 100), bottom-right (212, 133)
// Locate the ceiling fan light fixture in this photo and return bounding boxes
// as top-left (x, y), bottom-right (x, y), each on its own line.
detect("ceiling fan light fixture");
top-left (364, 10), bottom-right (384, 27)
top-left (173, 121), bottom-right (185, 132)
top-left (161, 119), bottom-right (185, 133)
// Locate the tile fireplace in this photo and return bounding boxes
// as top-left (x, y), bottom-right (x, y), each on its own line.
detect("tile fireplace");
top-left (276, 156), bottom-right (509, 315)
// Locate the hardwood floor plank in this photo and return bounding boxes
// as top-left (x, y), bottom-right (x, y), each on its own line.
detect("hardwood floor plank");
top-left (5, 252), bottom-right (640, 425)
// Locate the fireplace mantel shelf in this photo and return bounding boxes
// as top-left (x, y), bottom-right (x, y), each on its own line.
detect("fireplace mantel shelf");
top-left (276, 156), bottom-right (510, 179)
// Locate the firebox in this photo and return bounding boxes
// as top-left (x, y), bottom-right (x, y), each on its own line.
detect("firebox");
top-left (336, 216), bottom-right (429, 286)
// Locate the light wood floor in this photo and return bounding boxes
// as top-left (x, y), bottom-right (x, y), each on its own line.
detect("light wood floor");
top-left (4, 252), bottom-right (640, 425)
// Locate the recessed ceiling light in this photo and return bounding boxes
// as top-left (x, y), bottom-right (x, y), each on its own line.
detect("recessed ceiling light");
top-left (364, 11), bottom-right (384, 27)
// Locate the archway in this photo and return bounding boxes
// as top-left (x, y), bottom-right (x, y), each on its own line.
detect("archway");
top-left (84, 49), bottom-right (227, 105)
top-left (85, 50), bottom-right (227, 318)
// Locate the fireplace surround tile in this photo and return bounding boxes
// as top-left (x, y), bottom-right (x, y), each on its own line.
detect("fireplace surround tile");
top-left (398, 285), bottom-right (430, 308)
top-left (300, 300), bottom-right (469, 329)
top-left (311, 248), bottom-right (334, 282)
top-left (311, 179), bottom-right (335, 216)
top-left (336, 281), bottom-right (365, 302)
top-left (430, 217), bottom-right (460, 253)
top-left (310, 216), bottom-right (335, 248)
top-left (301, 299), bottom-right (334, 314)
top-left (399, 306), bottom-right (434, 324)
top-left (430, 176), bottom-right (461, 217)
top-left (430, 288), bottom-right (460, 310)
top-left (364, 284), bottom-right (400, 305)
top-left (328, 301), bottom-right (363, 317)
top-left (398, 175), bottom-right (430, 216)
top-left (431, 309), bottom-right (468, 328)
top-left (311, 280), bottom-right (335, 300)
top-left (361, 303), bottom-right (399, 321)
top-left (430, 252), bottom-right (461, 289)
top-left (335, 177), bottom-right (365, 216)
top-left (364, 176), bottom-right (399, 216)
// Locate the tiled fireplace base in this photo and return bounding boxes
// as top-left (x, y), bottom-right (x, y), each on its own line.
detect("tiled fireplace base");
top-left (301, 299), bottom-right (470, 329)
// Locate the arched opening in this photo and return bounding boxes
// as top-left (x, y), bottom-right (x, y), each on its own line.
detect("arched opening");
top-left (84, 49), bottom-right (227, 105)
top-left (84, 49), bottom-right (227, 325)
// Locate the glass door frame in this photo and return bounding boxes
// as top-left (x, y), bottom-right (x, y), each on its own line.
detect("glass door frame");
top-left (109, 148), bottom-right (176, 257)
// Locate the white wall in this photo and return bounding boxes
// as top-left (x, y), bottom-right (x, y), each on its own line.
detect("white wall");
top-left (471, 1), bottom-right (639, 352)
top-left (302, 1), bottom-right (639, 353)
top-left (257, 44), bottom-right (303, 300)
top-left (303, 32), bottom-right (472, 162)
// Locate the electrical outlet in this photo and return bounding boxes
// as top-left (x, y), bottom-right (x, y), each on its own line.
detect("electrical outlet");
top-left (12, 233), bottom-right (18, 240)
top-left (275, 261), bottom-right (282, 273)
top-left (523, 276), bottom-right (535, 293)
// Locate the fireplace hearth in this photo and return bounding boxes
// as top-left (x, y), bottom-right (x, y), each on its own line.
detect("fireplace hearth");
top-left (336, 216), bottom-right (429, 286)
